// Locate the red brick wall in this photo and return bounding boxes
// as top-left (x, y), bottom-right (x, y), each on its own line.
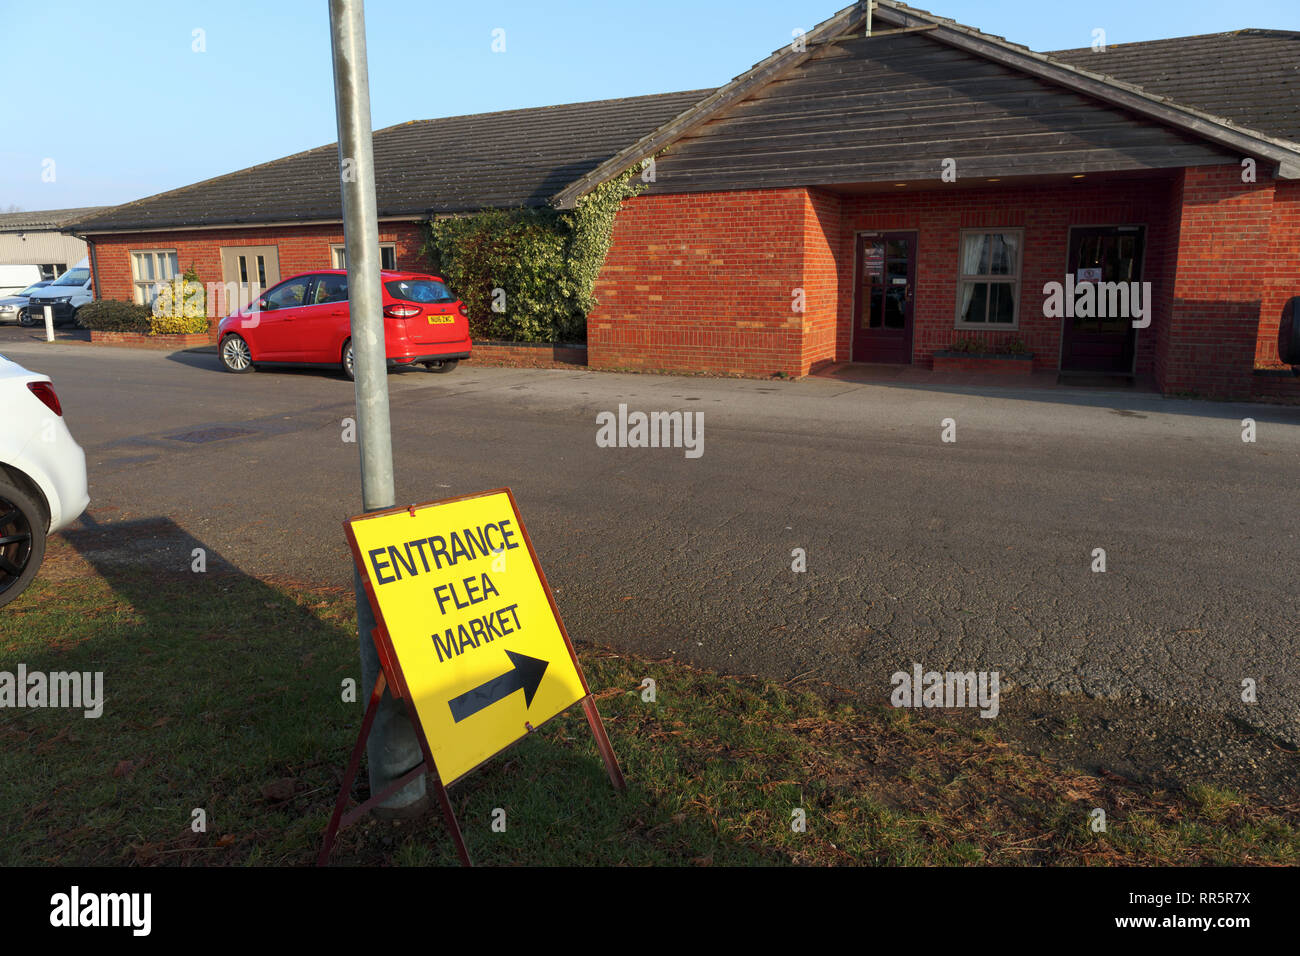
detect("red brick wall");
top-left (837, 176), bottom-right (1179, 374)
top-left (1152, 169), bottom-right (1186, 390)
top-left (589, 190), bottom-right (810, 376)
top-left (1257, 178), bottom-right (1300, 368)
top-left (468, 341), bottom-right (586, 368)
top-left (88, 330), bottom-right (214, 349)
top-left (801, 189), bottom-right (844, 373)
top-left (88, 221), bottom-right (431, 311)
top-left (82, 176), bottom-right (1299, 401)
top-left (591, 177), bottom-right (1184, 379)
top-left (1161, 165), bottom-right (1276, 398)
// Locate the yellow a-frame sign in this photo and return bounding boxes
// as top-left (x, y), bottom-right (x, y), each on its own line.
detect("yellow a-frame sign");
top-left (319, 488), bottom-right (624, 866)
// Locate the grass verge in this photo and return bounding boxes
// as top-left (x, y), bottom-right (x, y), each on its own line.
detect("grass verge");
top-left (1, 537), bottom-right (1297, 866)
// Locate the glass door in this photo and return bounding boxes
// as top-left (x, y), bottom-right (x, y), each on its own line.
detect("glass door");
top-left (851, 231), bottom-right (916, 364)
top-left (1061, 226), bottom-right (1144, 373)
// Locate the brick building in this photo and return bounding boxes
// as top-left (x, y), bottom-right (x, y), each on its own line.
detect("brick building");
top-left (67, 2), bottom-right (1300, 399)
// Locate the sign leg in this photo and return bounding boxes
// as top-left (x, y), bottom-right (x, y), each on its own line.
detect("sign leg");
top-left (318, 672), bottom-right (387, 866)
top-left (582, 696), bottom-right (627, 792)
top-left (431, 776), bottom-right (473, 866)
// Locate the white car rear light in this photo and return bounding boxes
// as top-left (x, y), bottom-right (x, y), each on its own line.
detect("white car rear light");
top-left (27, 382), bottom-right (62, 417)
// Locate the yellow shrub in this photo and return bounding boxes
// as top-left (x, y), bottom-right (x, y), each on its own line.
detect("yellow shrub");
top-left (150, 312), bottom-right (209, 335)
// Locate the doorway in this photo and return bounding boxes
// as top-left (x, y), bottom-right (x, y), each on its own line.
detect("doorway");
top-left (1060, 226), bottom-right (1145, 373)
top-left (219, 245), bottom-right (281, 311)
top-left (851, 231), bottom-right (916, 364)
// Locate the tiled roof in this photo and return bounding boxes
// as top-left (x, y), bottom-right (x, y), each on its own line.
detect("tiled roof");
top-left (1048, 30), bottom-right (1300, 142)
top-left (0, 206), bottom-right (108, 232)
top-left (67, 91), bottom-right (711, 232)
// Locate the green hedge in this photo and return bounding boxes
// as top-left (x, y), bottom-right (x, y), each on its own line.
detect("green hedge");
top-left (422, 168), bottom-right (643, 343)
top-left (77, 300), bottom-right (152, 332)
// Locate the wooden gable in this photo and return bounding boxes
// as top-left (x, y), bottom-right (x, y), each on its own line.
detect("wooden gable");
top-left (646, 31), bottom-right (1238, 193)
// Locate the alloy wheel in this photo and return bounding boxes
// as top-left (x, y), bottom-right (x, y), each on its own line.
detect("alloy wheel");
top-left (222, 336), bottom-right (252, 371)
top-left (0, 498), bottom-right (34, 597)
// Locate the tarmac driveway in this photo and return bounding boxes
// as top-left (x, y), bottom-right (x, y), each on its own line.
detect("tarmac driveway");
top-left (4, 332), bottom-right (1299, 756)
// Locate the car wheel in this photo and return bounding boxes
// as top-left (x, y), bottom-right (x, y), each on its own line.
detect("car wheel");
top-left (18, 308), bottom-right (34, 327)
top-left (342, 340), bottom-right (356, 381)
top-left (422, 359), bottom-right (459, 373)
top-left (0, 480), bottom-right (46, 609)
top-left (220, 334), bottom-right (255, 373)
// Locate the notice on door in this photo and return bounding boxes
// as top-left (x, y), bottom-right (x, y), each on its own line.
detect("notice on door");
top-left (345, 489), bottom-right (588, 785)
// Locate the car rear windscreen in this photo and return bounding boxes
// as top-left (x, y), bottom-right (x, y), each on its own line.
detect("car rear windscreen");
top-left (385, 279), bottom-right (456, 304)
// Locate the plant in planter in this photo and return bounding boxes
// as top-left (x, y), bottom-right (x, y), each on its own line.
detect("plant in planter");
top-left (949, 337), bottom-right (987, 354)
top-left (934, 335), bottom-right (1034, 373)
top-left (149, 265), bottom-right (209, 335)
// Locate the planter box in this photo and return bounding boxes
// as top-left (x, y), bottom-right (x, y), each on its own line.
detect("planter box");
top-left (466, 340), bottom-right (587, 369)
top-left (932, 350), bottom-right (1035, 375)
top-left (90, 329), bottom-right (215, 350)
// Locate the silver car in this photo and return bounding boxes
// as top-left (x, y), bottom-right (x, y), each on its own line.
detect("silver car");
top-left (0, 280), bottom-right (53, 325)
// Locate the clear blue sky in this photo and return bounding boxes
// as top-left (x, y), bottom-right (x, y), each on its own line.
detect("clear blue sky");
top-left (2, 0), bottom-right (1297, 211)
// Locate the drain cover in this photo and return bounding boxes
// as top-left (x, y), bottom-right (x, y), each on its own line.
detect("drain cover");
top-left (165, 426), bottom-right (257, 444)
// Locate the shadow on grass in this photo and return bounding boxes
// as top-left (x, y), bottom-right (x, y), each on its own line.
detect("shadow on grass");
top-left (0, 513), bottom-right (729, 866)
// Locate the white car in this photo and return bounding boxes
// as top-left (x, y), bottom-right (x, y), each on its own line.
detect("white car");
top-left (23, 259), bottom-right (94, 328)
top-left (0, 281), bottom-right (54, 325)
top-left (0, 353), bottom-right (89, 607)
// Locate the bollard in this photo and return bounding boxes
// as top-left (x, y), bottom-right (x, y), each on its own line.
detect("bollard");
top-left (44, 305), bottom-right (54, 342)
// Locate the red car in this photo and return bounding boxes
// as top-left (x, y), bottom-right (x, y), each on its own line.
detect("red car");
top-left (217, 269), bottom-right (471, 379)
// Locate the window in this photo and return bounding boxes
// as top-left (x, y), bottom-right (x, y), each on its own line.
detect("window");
top-left (384, 278), bottom-right (455, 303)
top-left (956, 230), bottom-right (1022, 328)
top-left (262, 277), bottom-right (310, 310)
top-left (38, 263), bottom-right (66, 281)
top-left (312, 274), bottom-right (349, 305)
top-left (332, 243), bottom-right (396, 270)
top-left (52, 267), bottom-right (90, 287)
top-left (130, 250), bottom-right (179, 304)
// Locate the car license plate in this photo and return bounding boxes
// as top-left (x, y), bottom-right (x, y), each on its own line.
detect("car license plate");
top-left (427, 315), bottom-right (455, 325)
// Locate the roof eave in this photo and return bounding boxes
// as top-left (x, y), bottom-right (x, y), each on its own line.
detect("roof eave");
top-left (553, 0), bottom-right (1300, 205)
top-left (550, 2), bottom-right (866, 208)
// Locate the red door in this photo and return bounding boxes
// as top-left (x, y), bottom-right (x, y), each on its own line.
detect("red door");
top-left (255, 275), bottom-right (314, 360)
top-left (300, 273), bottom-right (351, 363)
top-left (852, 232), bottom-right (916, 363)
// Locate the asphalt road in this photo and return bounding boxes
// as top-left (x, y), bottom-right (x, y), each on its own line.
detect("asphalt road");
top-left (5, 330), bottom-right (1299, 748)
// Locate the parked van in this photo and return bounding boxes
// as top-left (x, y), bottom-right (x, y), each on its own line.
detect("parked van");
top-left (23, 258), bottom-right (93, 327)
top-left (0, 264), bottom-right (43, 298)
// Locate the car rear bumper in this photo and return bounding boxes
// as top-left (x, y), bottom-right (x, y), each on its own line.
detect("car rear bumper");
top-left (14, 421), bottom-right (89, 533)
top-left (390, 348), bottom-right (473, 369)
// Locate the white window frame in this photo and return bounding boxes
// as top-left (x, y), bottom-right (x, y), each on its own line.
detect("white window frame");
top-left (130, 249), bottom-right (180, 305)
top-left (954, 228), bottom-right (1023, 330)
top-left (331, 243), bottom-right (396, 271)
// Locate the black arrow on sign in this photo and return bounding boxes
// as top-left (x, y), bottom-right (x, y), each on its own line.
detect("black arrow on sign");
top-left (448, 651), bottom-right (549, 723)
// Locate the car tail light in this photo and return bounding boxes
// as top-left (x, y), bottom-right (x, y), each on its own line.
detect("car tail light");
top-left (28, 381), bottom-right (62, 416)
top-left (457, 302), bottom-right (468, 318)
top-left (383, 304), bottom-right (422, 319)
